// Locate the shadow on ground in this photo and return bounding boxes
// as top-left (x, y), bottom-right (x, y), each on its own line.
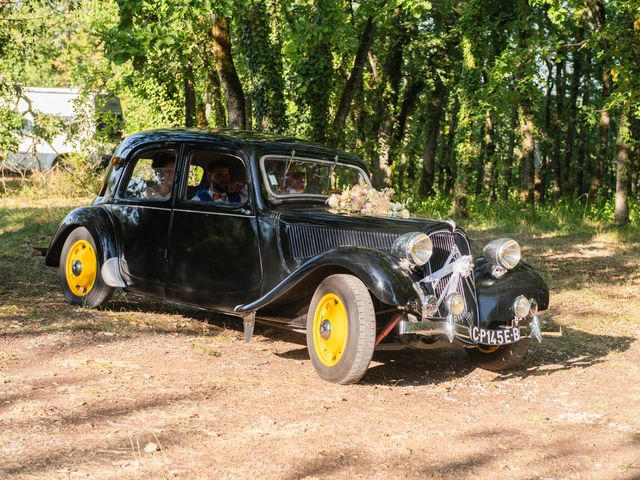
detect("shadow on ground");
top-left (359, 315), bottom-right (635, 386)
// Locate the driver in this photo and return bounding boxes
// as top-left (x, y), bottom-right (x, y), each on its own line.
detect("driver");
top-left (145, 153), bottom-right (175, 199)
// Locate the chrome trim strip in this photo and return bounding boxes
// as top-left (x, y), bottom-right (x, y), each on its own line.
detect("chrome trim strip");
top-left (172, 208), bottom-right (256, 218)
top-left (118, 204), bottom-right (170, 212)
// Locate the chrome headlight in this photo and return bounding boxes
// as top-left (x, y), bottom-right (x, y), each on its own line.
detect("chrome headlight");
top-left (483, 238), bottom-right (521, 269)
top-left (393, 232), bottom-right (433, 266)
top-left (446, 292), bottom-right (465, 315)
top-left (513, 295), bottom-right (530, 319)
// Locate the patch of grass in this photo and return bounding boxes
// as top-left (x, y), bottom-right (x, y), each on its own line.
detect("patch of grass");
top-left (0, 351), bottom-right (18, 363)
top-left (406, 193), bottom-right (640, 241)
top-left (1, 165), bottom-right (101, 199)
top-left (191, 342), bottom-right (222, 357)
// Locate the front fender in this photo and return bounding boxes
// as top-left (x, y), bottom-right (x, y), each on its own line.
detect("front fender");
top-left (235, 246), bottom-right (417, 313)
top-left (45, 206), bottom-right (119, 267)
top-left (474, 257), bottom-right (549, 330)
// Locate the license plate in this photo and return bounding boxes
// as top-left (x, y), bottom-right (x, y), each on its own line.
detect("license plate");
top-left (469, 325), bottom-right (521, 345)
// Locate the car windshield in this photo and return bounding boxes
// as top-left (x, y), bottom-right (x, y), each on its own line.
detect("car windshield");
top-left (261, 155), bottom-right (370, 198)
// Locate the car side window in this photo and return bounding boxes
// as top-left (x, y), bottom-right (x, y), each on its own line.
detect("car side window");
top-left (182, 149), bottom-right (247, 205)
top-left (121, 149), bottom-right (177, 200)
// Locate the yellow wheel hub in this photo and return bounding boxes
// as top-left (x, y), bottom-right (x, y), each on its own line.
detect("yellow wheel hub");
top-left (65, 239), bottom-right (97, 297)
top-left (476, 345), bottom-right (500, 354)
top-left (312, 293), bottom-right (348, 367)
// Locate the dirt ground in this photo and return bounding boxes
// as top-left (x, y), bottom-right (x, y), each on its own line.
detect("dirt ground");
top-left (0, 199), bottom-right (639, 479)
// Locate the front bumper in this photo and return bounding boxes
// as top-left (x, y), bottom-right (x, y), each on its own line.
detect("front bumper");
top-left (397, 313), bottom-right (543, 347)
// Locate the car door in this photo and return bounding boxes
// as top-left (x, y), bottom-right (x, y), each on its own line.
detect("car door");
top-left (165, 143), bottom-right (262, 311)
top-left (109, 144), bottom-right (180, 293)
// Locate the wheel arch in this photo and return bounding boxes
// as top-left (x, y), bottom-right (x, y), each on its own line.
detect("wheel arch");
top-left (45, 206), bottom-right (119, 267)
top-left (235, 246), bottom-right (418, 316)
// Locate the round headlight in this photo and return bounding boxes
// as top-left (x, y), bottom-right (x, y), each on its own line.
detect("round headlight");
top-left (483, 238), bottom-right (521, 269)
top-left (446, 293), bottom-right (465, 315)
top-left (513, 295), bottom-right (530, 318)
top-left (393, 232), bottom-right (433, 266)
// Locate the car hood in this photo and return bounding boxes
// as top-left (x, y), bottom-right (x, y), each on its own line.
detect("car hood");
top-left (274, 204), bottom-right (452, 234)
top-left (273, 204), bottom-right (458, 269)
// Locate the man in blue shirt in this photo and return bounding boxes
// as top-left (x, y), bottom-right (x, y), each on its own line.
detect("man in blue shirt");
top-left (193, 160), bottom-right (247, 203)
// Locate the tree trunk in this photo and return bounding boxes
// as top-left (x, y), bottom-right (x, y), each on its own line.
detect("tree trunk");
top-left (516, 0), bottom-right (536, 205)
top-left (245, 93), bottom-right (253, 131)
top-left (452, 104), bottom-right (474, 217)
top-left (444, 98), bottom-right (459, 195)
top-left (239, 1), bottom-right (287, 132)
top-left (576, 60), bottom-right (590, 195)
top-left (563, 30), bottom-right (583, 195)
top-left (332, 16), bottom-right (375, 147)
top-left (419, 76), bottom-right (446, 196)
top-left (630, 116), bottom-right (640, 199)
top-left (519, 106), bottom-right (535, 205)
top-left (206, 70), bottom-right (227, 128)
top-left (615, 113), bottom-right (630, 226)
top-left (503, 107), bottom-right (518, 199)
top-left (184, 69), bottom-right (196, 128)
top-left (552, 59), bottom-right (565, 198)
top-left (394, 79), bottom-right (425, 144)
top-left (539, 60), bottom-right (554, 202)
top-left (210, 14), bottom-right (246, 130)
top-left (483, 110), bottom-right (497, 202)
top-left (587, 0), bottom-right (611, 198)
top-left (370, 8), bottom-right (408, 187)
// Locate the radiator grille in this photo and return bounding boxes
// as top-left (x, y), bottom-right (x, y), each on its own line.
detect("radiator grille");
top-left (422, 230), bottom-right (478, 321)
top-left (287, 225), bottom-right (399, 261)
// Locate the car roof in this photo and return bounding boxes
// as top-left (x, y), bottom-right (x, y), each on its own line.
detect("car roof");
top-left (114, 128), bottom-right (367, 170)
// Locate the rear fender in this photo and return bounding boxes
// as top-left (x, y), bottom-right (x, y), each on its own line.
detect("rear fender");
top-left (45, 206), bottom-right (118, 267)
top-left (235, 246), bottom-right (417, 313)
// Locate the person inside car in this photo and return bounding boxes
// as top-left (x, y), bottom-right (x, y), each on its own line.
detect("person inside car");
top-left (284, 170), bottom-right (305, 194)
top-left (192, 160), bottom-right (247, 203)
top-left (145, 153), bottom-right (175, 199)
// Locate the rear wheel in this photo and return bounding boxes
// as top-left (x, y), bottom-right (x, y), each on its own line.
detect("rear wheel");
top-left (466, 338), bottom-right (531, 371)
top-left (58, 227), bottom-right (113, 307)
top-left (306, 274), bottom-right (376, 384)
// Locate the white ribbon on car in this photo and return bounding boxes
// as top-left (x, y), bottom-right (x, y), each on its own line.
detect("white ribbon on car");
top-left (419, 248), bottom-right (474, 310)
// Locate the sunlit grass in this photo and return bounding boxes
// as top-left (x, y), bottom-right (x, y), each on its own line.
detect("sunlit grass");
top-left (406, 192), bottom-right (640, 241)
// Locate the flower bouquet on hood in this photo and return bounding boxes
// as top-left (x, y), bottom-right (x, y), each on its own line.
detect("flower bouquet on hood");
top-left (326, 184), bottom-right (410, 218)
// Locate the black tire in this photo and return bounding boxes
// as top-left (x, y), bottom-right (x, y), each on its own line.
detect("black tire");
top-left (306, 274), bottom-right (376, 384)
top-left (58, 227), bottom-right (113, 308)
top-left (466, 338), bottom-right (531, 371)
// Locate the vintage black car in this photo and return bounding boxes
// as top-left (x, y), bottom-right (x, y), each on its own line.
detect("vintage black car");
top-left (45, 129), bottom-right (549, 384)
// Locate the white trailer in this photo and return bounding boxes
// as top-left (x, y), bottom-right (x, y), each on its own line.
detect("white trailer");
top-left (4, 87), bottom-right (122, 171)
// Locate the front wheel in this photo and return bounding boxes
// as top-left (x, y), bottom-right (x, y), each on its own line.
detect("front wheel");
top-left (466, 338), bottom-right (531, 371)
top-left (306, 274), bottom-right (376, 384)
top-left (58, 227), bottom-right (113, 308)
